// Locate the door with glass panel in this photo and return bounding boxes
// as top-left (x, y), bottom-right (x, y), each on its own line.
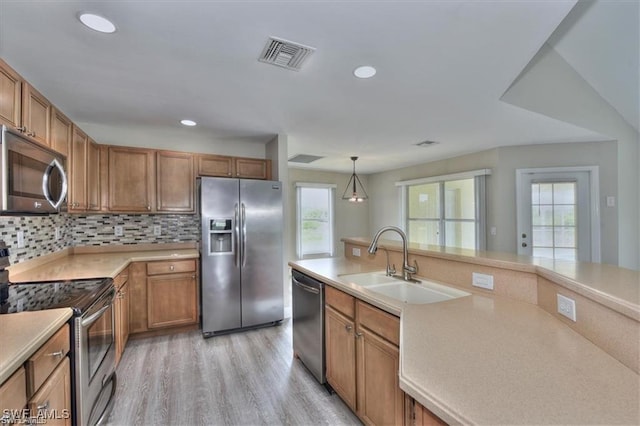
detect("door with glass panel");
top-left (517, 171), bottom-right (592, 262)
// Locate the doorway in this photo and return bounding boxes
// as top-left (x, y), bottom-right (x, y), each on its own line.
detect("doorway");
top-left (516, 167), bottom-right (600, 262)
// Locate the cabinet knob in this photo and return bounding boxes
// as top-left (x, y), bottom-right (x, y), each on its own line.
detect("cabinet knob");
top-left (170, 265), bottom-right (175, 271)
top-left (37, 400), bottom-right (50, 410)
top-left (355, 332), bottom-right (363, 339)
top-left (47, 350), bottom-right (64, 358)
top-left (147, 205), bottom-right (151, 210)
top-left (17, 126), bottom-right (26, 132)
top-left (192, 274), bottom-right (196, 279)
top-left (345, 324), bottom-right (352, 332)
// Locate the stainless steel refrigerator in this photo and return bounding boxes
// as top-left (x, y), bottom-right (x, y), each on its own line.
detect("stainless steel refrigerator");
top-left (200, 177), bottom-right (284, 336)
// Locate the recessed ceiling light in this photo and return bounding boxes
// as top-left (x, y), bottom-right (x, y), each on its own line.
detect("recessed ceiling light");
top-left (180, 119), bottom-right (197, 127)
top-left (78, 13), bottom-right (116, 34)
top-left (353, 65), bottom-right (376, 79)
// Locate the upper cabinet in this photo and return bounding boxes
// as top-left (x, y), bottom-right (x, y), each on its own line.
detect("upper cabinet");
top-left (87, 139), bottom-right (100, 211)
top-left (0, 58), bottom-right (22, 129)
top-left (68, 126), bottom-right (88, 211)
top-left (156, 151), bottom-right (195, 213)
top-left (50, 107), bottom-right (72, 157)
top-left (198, 154), bottom-right (272, 180)
top-left (108, 146), bottom-right (155, 212)
top-left (21, 83), bottom-right (51, 146)
top-left (0, 59), bottom-right (51, 146)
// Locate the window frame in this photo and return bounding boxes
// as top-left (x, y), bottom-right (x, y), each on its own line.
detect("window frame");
top-left (295, 182), bottom-right (337, 259)
top-left (397, 169), bottom-right (490, 250)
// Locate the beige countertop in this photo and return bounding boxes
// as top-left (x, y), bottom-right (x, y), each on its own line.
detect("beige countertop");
top-left (0, 308), bottom-right (73, 383)
top-left (8, 247), bottom-right (200, 283)
top-left (289, 257), bottom-right (640, 425)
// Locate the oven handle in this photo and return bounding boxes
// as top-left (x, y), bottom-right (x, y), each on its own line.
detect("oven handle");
top-left (81, 290), bottom-right (115, 327)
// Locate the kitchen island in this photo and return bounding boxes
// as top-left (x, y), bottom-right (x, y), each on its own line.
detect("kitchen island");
top-left (289, 242), bottom-right (640, 425)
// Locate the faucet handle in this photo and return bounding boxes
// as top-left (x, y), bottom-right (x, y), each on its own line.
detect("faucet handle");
top-left (387, 263), bottom-right (396, 276)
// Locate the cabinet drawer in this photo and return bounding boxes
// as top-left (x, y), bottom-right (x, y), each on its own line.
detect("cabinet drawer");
top-left (146, 260), bottom-right (196, 275)
top-left (0, 366), bottom-right (26, 412)
top-left (357, 300), bottom-right (400, 346)
top-left (325, 285), bottom-right (355, 319)
top-left (26, 324), bottom-right (69, 397)
top-left (28, 357), bottom-right (71, 426)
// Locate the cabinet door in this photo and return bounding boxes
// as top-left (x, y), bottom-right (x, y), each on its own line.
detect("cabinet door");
top-left (413, 400), bottom-right (447, 426)
top-left (197, 154), bottom-right (234, 177)
top-left (68, 126), bottom-right (87, 211)
top-left (99, 145), bottom-right (109, 212)
top-left (0, 367), bottom-right (26, 414)
top-left (108, 146), bottom-right (155, 212)
top-left (50, 108), bottom-right (72, 157)
top-left (325, 305), bottom-right (357, 411)
top-left (128, 262), bottom-right (148, 334)
top-left (147, 272), bottom-right (198, 329)
top-left (28, 357), bottom-right (71, 426)
top-left (235, 157), bottom-right (271, 180)
top-left (115, 279), bottom-right (130, 366)
top-left (87, 139), bottom-right (100, 211)
top-left (21, 83), bottom-right (51, 146)
top-left (156, 151), bottom-right (195, 212)
top-left (357, 327), bottom-right (404, 426)
top-left (0, 59), bottom-right (22, 129)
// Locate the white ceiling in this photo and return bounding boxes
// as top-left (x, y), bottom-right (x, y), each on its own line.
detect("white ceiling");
top-left (1, 0), bottom-right (632, 174)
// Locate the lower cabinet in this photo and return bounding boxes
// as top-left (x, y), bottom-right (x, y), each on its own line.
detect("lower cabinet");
top-left (405, 396), bottom-right (447, 426)
top-left (325, 285), bottom-right (404, 425)
top-left (114, 268), bottom-right (130, 366)
top-left (28, 357), bottom-right (72, 426)
top-left (129, 259), bottom-right (199, 335)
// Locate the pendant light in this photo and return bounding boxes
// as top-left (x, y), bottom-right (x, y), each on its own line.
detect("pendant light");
top-left (342, 156), bottom-right (368, 202)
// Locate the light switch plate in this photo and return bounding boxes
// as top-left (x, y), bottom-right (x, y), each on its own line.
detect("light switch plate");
top-left (153, 225), bottom-right (161, 236)
top-left (352, 247), bottom-right (361, 257)
top-left (114, 226), bottom-right (124, 237)
top-left (472, 272), bottom-right (494, 290)
top-left (557, 294), bottom-right (577, 321)
top-left (17, 231), bottom-right (25, 248)
top-left (55, 227), bottom-right (62, 240)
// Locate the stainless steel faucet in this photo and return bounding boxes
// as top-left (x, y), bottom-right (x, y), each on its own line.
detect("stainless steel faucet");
top-left (368, 226), bottom-right (417, 281)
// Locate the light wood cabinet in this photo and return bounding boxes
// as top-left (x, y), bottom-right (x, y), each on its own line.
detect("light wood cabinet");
top-left (68, 126), bottom-right (88, 211)
top-left (156, 151), bottom-right (195, 213)
top-left (0, 58), bottom-right (23, 129)
top-left (198, 154), bottom-right (234, 177)
top-left (87, 139), bottom-right (100, 211)
top-left (406, 397), bottom-right (447, 426)
top-left (114, 268), bottom-right (130, 366)
top-left (325, 286), bottom-right (404, 426)
top-left (129, 260), bottom-right (199, 335)
top-left (326, 305), bottom-right (357, 411)
top-left (0, 367), bottom-right (27, 419)
top-left (50, 107), bottom-right (72, 157)
top-left (27, 357), bottom-right (71, 426)
top-left (21, 83), bottom-right (51, 146)
top-left (108, 146), bottom-right (155, 212)
top-left (0, 59), bottom-right (51, 146)
top-left (235, 157), bottom-right (271, 180)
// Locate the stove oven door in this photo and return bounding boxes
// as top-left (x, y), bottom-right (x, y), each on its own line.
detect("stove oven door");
top-left (75, 288), bottom-right (116, 426)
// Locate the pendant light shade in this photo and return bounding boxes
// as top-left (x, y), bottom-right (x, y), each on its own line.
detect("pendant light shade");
top-left (342, 156), bottom-right (368, 202)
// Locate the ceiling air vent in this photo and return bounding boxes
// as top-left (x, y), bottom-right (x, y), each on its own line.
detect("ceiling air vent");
top-left (289, 154), bottom-right (324, 164)
top-left (259, 37), bottom-right (315, 71)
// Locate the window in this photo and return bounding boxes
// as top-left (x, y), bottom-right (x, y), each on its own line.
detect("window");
top-left (531, 182), bottom-right (578, 261)
top-left (296, 183), bottom-right (336, 258)
top-left (398, 169), bottom-right (489, 250)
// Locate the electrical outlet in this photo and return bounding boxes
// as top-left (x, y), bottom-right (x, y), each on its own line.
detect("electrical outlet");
top-left (472, 272), bottom-right (494, 290)
top-left (114, 226), bottom-right (124, 237)
top-left (557, 294), bottom-right (577, 321)
top-left (17, 298), bottom-right (24, 312)
top-left (54, 282), bottom-right (60, 292)
top-left (55, 227), bottom-right (62, 241)
top-left (153, 225), bottom-right (161, 236)
top-left (17, 231), bottom-right (25, 248)
top-left (352, 247), bottom-right (361, 257)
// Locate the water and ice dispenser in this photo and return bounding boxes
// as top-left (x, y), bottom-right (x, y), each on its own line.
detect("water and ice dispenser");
top-left (208, 218), bottom-right (233, 255)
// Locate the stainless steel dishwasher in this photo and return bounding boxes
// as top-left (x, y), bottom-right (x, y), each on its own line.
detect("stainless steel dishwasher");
top-left (292, 269), bottom-right (325, 384)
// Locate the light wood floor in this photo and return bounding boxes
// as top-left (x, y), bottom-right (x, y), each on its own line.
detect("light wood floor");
top-left (106, 319), bottom-right (361, 425)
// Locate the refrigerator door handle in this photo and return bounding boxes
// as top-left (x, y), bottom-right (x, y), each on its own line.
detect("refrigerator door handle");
top-left (234, 203), bottom-right (240, 267)
top-left (241, 203), bottom-right (247, 268)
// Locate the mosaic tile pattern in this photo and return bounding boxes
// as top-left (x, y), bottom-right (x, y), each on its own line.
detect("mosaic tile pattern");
top-left (0, 213), bottom-right (200, 265)
top-left (0, 214), bottom-right (72, 265)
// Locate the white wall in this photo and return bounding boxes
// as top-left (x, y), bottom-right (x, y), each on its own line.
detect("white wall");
top-left (288, 168), bottom-right (370, 261)
top-left (501, 43), bottom-right (639, 270)
top-left (367, 141), bottom-right (620, 265)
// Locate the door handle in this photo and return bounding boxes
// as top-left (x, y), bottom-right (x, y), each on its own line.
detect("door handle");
top-left (42, 158), bottom-right (68, 209)
top-left (234, 204), bottom-right (240, 267)
top-left (241, 203), bottom-right (247, 268)
top-left (522, 242), bottom-right (528, 248)
top-left (292, 277), bottom-right (319, 294)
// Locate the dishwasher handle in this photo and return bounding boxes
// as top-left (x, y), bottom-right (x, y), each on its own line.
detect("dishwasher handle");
top-left (292, 276), bottom-right (320, 294)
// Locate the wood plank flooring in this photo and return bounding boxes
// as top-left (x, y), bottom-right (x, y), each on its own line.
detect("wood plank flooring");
top-left (106, 319), bottom-right (361, 425)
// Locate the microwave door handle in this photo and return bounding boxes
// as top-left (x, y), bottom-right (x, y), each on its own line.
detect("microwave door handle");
top-left (42, 158), bottom-right (68, 209)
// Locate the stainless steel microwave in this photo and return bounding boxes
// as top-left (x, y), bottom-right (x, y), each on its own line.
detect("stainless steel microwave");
top-left (1, 125), bottom-right (68, 214)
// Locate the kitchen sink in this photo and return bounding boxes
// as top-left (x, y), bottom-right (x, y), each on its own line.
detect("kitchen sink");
top-left (339, 271), bottom-right (469, 304)
top-left (338, 270), bottom-right (403, 287)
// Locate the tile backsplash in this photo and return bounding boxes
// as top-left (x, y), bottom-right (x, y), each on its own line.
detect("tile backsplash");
top-left (0, 213), bottom-right (200, 265)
